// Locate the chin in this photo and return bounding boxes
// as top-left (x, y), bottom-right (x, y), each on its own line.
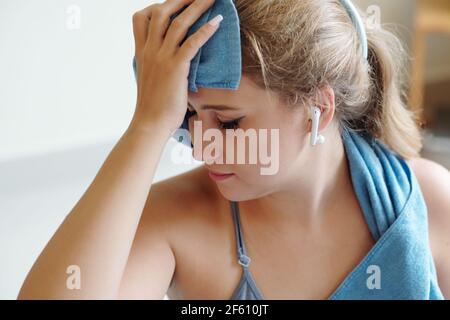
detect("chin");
top-left (215, 183), bottom-right (266, 202)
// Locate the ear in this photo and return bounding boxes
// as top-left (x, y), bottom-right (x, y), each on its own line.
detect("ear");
top-left (309, 86), bottom-right (336, 133)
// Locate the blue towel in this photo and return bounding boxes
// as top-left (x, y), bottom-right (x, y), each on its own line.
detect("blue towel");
top-left (171, 0), bottom-right (242, 93)
top-left (328, 128), bottom-right (444, 299)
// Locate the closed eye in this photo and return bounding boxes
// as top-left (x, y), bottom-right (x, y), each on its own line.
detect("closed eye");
top-left (217, 117), bottom-right (243, 130)
top-left (186, 105), bottom-right (244, 130)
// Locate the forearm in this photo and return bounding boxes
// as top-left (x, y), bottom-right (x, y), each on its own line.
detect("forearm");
top-left (18, 121), bottom-right (172, 299)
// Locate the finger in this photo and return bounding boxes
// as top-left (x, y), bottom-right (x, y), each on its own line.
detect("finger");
top-left (132, 3), bottom-right (158, 57)
top-left (147, 0), bottom-right (195, 50)
top-left (177, 14), bottom-right (223, 62)
top-left (161, 0), bottom-right (216, 54)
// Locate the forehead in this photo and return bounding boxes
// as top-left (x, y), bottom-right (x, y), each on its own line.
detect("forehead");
top-left (188, 75), bottom-right (277, 108)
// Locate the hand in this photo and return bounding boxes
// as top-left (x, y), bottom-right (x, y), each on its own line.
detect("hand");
top-left (131, 0), bottom-right (223, 133)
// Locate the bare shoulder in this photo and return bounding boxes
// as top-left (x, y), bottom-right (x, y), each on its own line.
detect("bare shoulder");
top-left (406, 157), bottom-right (450, 298)
top-left (406, 157), bottom-right (450, 237)
top-left (406, 157), bottom-right (450, 220)
top-left (142, 164), bottom-right (224, 240)
top-left (147, 165), bottom-right (212, 212)
top-left (143, 165), bottom-right (235, 299)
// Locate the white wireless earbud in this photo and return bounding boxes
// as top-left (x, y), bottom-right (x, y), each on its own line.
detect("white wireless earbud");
top-left (310, 106), bottom-right (326, 146)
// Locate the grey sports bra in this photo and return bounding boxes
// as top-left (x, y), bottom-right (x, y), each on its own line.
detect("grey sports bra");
top-left (229, 200), bottom-right (265, 300)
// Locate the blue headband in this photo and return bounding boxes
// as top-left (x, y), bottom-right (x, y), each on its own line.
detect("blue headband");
top-left (132, 0), bottom-right (368, 147)
top-left (340, 0), bottom-right (369, 60)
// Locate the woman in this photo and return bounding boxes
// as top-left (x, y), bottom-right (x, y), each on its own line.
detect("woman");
top-left (18, 0), bottom-right (450, 299)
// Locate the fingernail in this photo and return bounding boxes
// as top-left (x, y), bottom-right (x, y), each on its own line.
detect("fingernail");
top-left (208, 14), bottom-right (223, 27)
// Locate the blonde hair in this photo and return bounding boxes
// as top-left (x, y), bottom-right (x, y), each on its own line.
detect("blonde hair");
top-left (235, 0), bottom-right (423, 159)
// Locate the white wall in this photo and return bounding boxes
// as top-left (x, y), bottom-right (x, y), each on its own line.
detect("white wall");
top-left (0, 0), bottom-right (146, 161)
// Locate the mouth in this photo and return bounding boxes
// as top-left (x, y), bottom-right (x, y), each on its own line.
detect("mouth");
top-left (208, 170), bottom-right (235, 182)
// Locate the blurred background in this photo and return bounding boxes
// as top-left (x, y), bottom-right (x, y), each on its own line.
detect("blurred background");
top-left (0, 0), bottom-right (449, 299)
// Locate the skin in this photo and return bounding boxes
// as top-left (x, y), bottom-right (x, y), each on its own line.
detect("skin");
top-left (17, 0), bottom-right (450, 299)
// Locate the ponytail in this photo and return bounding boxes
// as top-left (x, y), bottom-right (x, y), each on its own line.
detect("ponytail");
top-left (359, 25), bottom-right (423, 158)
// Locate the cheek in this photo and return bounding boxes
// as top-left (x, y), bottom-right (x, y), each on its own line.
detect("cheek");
top-left (278, 118), bottom-right (309, 154)
top-left (228, 123), bottom-right (305, 176)
top-left (230, 142), bottom-right (295, 183)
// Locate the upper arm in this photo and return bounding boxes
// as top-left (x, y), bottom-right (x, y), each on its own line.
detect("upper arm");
top-left (117, 181), bottom-right (176, 300)
top-left (408, 158), bottom-right (450, 298)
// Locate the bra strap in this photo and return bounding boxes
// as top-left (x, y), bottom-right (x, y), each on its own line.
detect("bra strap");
top-left (230, 201), bottom-right (252, 268)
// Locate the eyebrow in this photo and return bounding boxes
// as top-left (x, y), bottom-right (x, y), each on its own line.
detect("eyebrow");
top-left (188, 102), bottom-right (240, 111)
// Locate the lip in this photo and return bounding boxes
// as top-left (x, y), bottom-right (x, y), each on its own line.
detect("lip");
top-left (208, 170), bottom-right (235, 181)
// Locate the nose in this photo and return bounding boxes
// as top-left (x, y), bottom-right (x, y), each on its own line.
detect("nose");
top-left (189, 117), bottom-right (225, 164)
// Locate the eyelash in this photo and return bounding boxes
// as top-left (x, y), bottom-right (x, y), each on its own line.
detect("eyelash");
top-left (186, 108), bottom-right (243, 130)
